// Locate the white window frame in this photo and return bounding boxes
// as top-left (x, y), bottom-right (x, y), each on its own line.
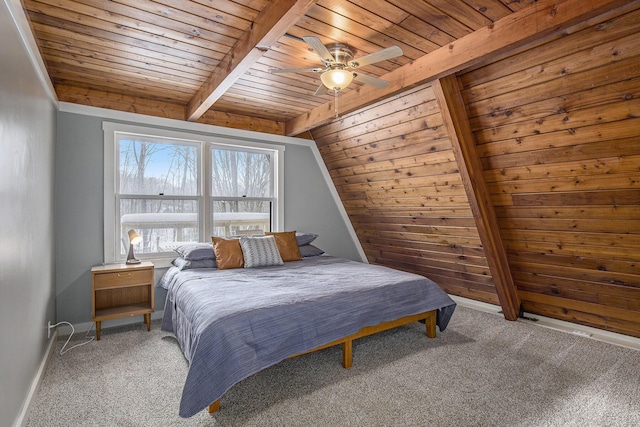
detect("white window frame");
top-left (103, 122), bottom-right (285, 267)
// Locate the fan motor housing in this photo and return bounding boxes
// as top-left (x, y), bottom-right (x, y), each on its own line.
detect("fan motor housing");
top-left (324, 43), bottom-right (355, 66)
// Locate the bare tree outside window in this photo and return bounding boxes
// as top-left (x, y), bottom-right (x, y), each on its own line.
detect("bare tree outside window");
top-left (118, 137), bottom-right (199, 254)
top-left (116, 135), bottom-right (274, 256)
top-left (210, 147), bottom-right (272, 237)
top-left (119, 139), bottom-right (198, 196)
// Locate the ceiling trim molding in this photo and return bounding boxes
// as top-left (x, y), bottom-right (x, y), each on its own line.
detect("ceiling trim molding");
top-left (186, 0), bottom-right (319, 121)
top-left (59, 101), bottom-right (310, 147)
top-left (305, 139), bottom-right (368, 264)
top-left (4, 0), bottom-right (58, 106)
top-left (285, 0), bottom-right (637, 135)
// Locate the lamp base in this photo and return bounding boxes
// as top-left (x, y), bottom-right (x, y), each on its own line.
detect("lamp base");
top-left (126, 242), bottom-right (141, 264)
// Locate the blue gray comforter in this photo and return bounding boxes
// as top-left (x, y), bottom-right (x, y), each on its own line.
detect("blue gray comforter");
top-left (160, 255), bottom-right (456, 417)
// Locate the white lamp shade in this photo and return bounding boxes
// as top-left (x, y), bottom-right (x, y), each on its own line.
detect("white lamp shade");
top-left (320, 69), bottom-right (353, 91)
top-left (128, 229), bottom-right (143, 245)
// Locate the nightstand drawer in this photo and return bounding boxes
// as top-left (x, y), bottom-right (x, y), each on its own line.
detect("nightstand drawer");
top-left (93, 268), bottom-right (153, 290)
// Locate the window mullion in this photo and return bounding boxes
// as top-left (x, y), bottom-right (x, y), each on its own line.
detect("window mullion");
top-left (202, 141), bottom-right (210, 242)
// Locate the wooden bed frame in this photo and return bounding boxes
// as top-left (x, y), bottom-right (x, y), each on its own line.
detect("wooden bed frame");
top-left (208, 309), bottom-right (437, 413)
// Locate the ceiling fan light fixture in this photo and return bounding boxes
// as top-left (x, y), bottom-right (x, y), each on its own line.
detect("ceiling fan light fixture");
top-left (320, 68), bottom-right (353, 91)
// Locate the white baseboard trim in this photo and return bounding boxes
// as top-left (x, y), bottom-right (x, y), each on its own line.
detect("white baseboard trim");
top-left (13, 331), bottom-right (58, 427)
top-left (15, 311), bottom-right (165, 425)
top-left (449, 295), bottom-right (504, 316)
top-left (449, 295), bottom-right (640, 352)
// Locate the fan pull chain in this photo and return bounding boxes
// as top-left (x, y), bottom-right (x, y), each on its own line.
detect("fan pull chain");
top-left (334, 89), bottom-right (339, 118)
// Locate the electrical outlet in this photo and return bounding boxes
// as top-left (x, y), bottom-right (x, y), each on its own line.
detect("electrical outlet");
top-left (47, 321), bottom-right (51, 339)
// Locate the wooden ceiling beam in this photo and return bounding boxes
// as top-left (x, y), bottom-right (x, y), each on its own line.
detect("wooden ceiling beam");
top-left (285, 0), bottom-right (637, 136)
top-left (433, 76), bottom-right (521, 321)
top-left (186, 0), bottom-right (318, 121)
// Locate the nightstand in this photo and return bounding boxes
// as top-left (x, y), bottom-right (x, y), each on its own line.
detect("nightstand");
top-left (91, 262), bottom-right (155, 340)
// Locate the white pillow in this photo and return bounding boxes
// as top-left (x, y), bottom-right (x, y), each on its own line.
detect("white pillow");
top-left (239, 235), bottom-right (284, 268)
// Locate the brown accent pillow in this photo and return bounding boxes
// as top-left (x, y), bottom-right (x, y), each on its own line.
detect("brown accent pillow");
top-left (266, 231), bottom-right (302, 262)
top-left (211, 237), bottom-right (244, 270)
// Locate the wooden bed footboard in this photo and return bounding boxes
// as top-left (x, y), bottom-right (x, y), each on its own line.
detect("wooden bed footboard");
top-left (208, 309), bottom-right (437, 413)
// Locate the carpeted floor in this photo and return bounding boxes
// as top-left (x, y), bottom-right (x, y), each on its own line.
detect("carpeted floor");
top-left (26, 306), bottom-right (640, 426)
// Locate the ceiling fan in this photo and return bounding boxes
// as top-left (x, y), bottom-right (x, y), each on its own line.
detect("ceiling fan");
top-left (269, 36), bottom-right (403, 96)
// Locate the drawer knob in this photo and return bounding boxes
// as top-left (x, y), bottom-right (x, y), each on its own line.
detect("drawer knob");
top-left (117, 272), bottom-right (132, 277)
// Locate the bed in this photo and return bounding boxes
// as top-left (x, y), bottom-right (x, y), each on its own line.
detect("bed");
top-left (159, 241), bottom-right (456, 418)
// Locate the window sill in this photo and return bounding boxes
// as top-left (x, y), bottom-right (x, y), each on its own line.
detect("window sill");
top-left (115, 257), bottom-right (173, 269)
top-left (147, 258), bottom-right (173, 269)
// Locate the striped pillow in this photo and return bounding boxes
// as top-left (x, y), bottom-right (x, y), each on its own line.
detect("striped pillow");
top-left (239, 235), bottom-right (284, 268)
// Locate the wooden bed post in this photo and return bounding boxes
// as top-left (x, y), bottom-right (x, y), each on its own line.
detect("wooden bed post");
top-left (342, 340), bottom-right (353, 368)
top-left (208, 400), bottom-right (220, 413)
top-left (426, 312), bottom-right (437, 338)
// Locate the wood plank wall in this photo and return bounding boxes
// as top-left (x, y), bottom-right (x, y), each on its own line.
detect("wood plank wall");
top-left (311, 84), bottom-right (499, 305)
top-left (312, 5), bottom-right (640, 338)
top-left (458, 7), bottom-right (640, 337)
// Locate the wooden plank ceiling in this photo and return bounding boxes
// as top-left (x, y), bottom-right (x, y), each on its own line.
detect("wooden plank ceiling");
top-left (22, 0), bottom-right (528, 131)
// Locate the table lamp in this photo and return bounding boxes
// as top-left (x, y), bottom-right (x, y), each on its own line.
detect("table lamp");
top-left (126, 229), bottom-right (143, 264)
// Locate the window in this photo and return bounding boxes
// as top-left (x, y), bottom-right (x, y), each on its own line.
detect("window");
top-left (117, 135), bottom-right (200, 257)
top-left (210, 146), bottom-right (273, 237)
top-left (103, 123), bottom-right (284, 265)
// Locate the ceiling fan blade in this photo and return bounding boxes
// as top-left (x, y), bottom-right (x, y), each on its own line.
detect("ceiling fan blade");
top-left (353, 72), bottom-right (391, 89)
top-left (302, 36), bottom-right (335, 64)
top-left (314, 84), bottom-right (328, 96)
top-left (349, 46), bottom-right (403, 68)
top-left (269, 67), bottom-right (324, 74)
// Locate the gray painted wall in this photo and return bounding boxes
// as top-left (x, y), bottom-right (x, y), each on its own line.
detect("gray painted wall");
top-left (55, 111), bottom-right (361, 325)
top-left (0, 2), bottom-right (57, 425)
